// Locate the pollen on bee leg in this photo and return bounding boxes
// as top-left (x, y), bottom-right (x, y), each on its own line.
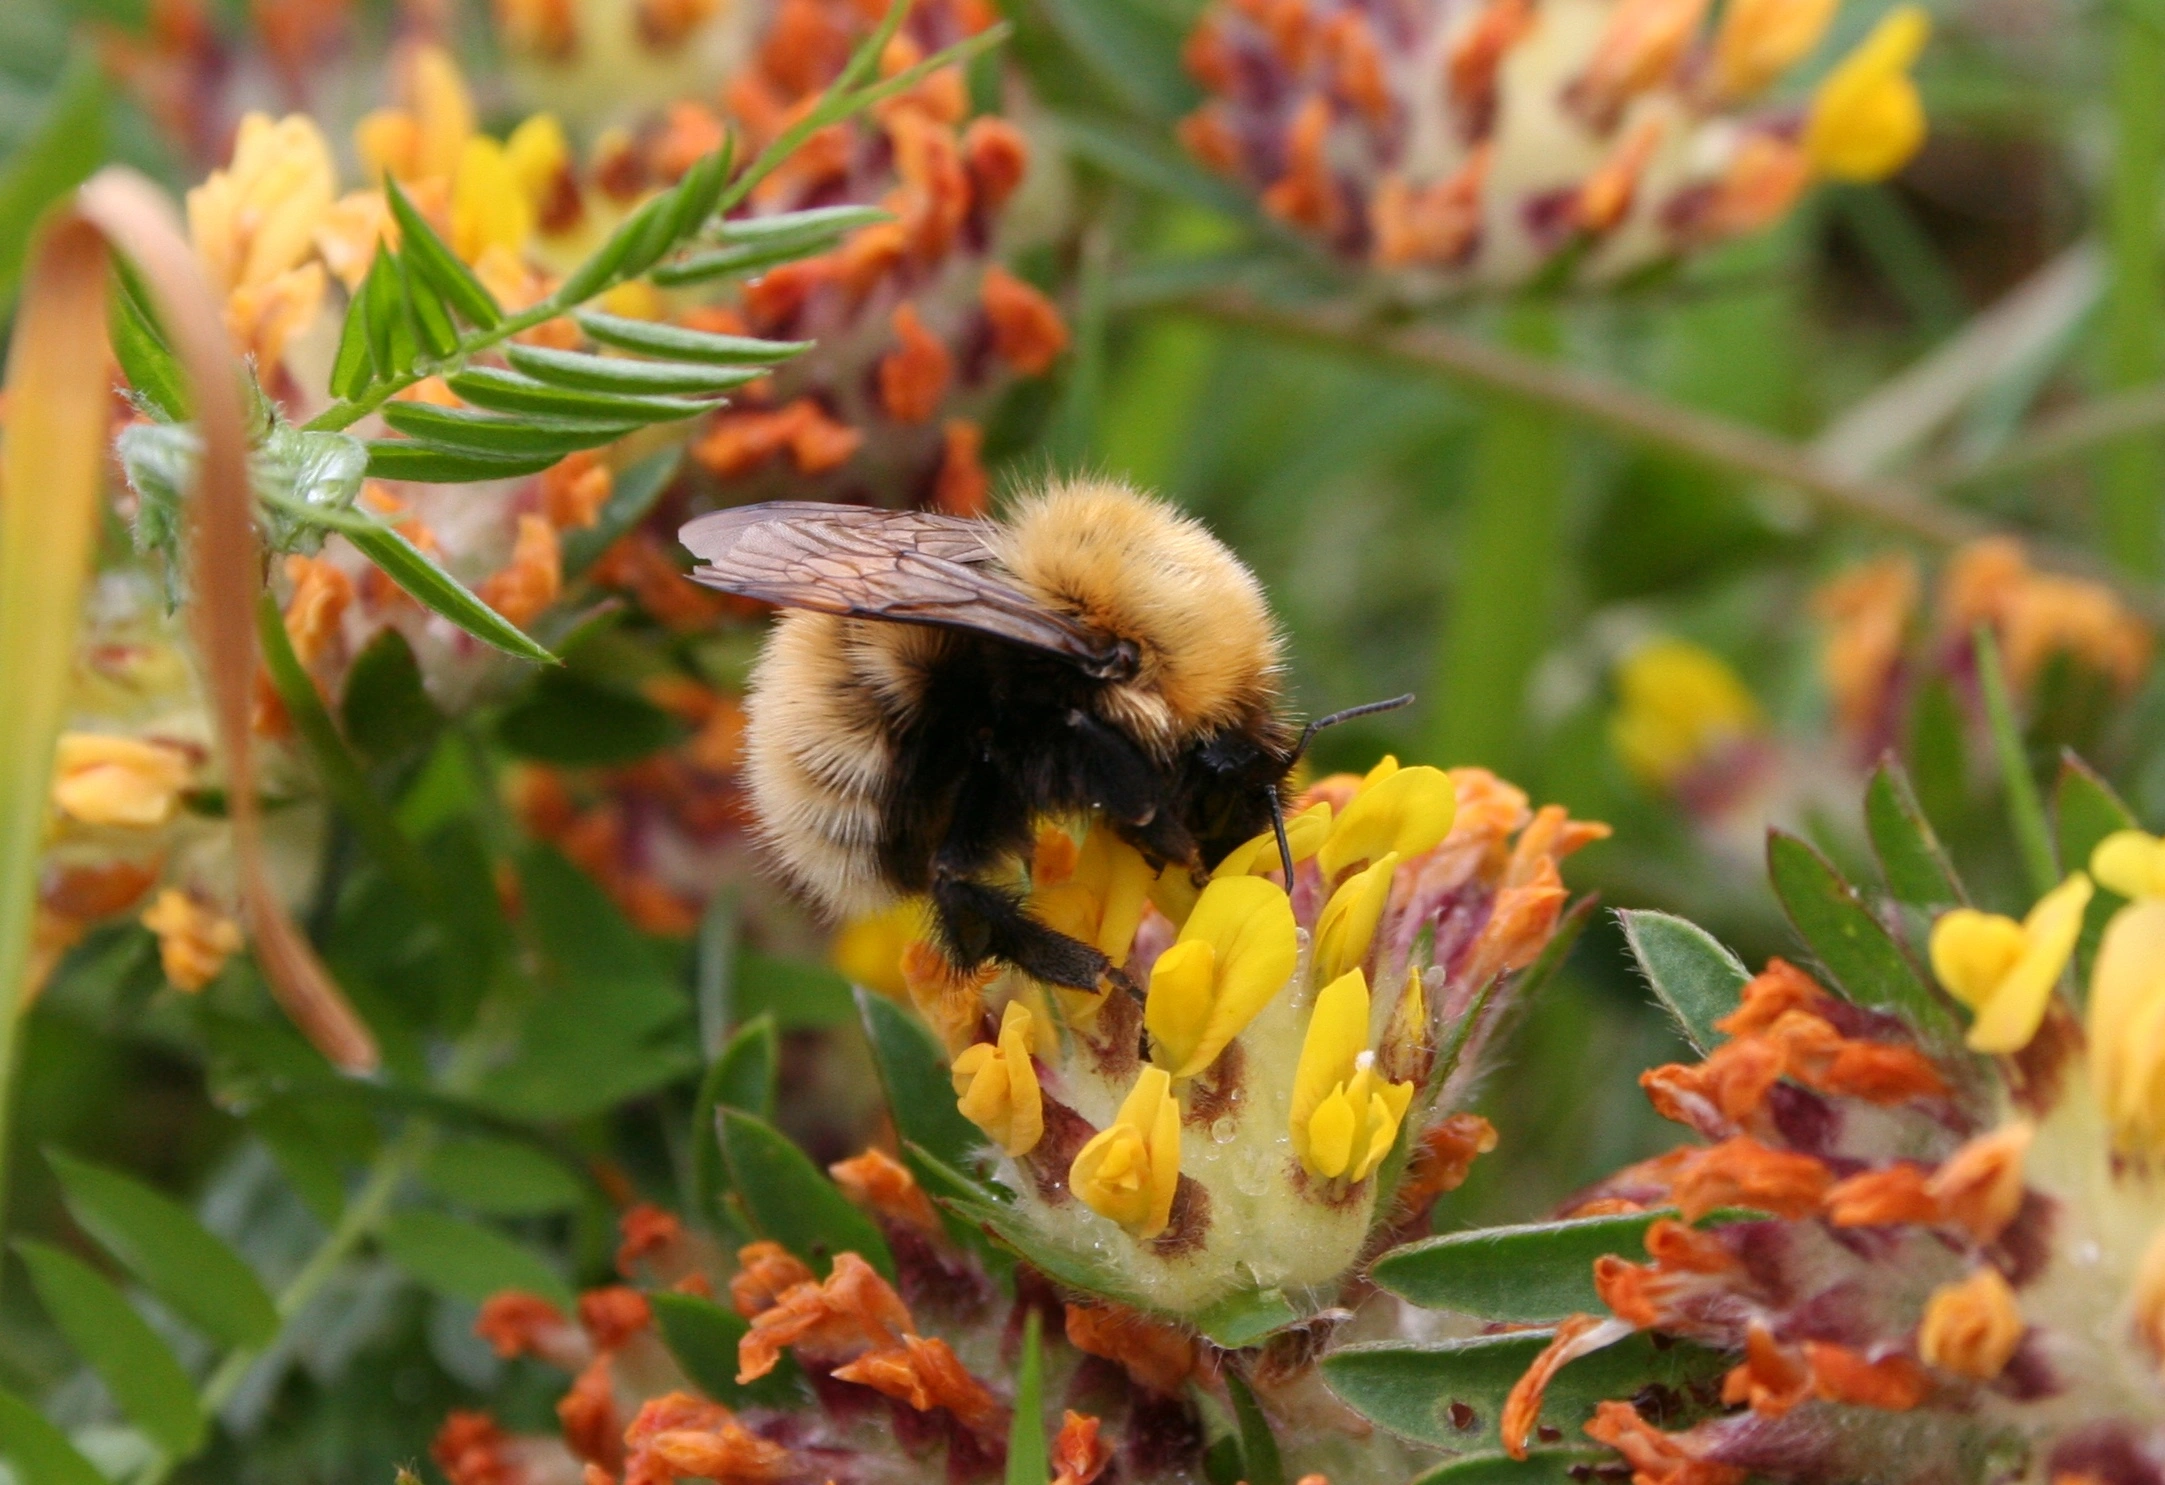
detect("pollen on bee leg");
top-left (902, 938), bottom-right (995, 1054)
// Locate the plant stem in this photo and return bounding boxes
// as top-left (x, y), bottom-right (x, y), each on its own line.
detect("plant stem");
top-left (1975, 625), bottom-right (2059, 898)
top-left (2099, 5), bottom-right (2165, 575)
top-left (1430, 302), bottom-right (1565, 769)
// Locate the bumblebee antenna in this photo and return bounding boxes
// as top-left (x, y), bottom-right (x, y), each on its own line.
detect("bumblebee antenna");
top-left (1291, 692), bottom-right (1416, 765)
top-left (1268, 692), bottom-right (1417, 882)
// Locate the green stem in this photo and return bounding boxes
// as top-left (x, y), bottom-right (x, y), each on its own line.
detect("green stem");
top-left (2099, 4), bottom-right (2165, 575)
top-left (1975, 625), bottom-right (2059, 897)
top-left (1429, 302), bottom-right (1566, 770)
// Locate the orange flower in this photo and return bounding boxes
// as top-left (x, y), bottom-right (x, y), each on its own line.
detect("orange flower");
top-left (1823, 1162), bottom-right (1941, 1226)
top-left (1051, 1412), bottom-right (1114, 1485)
top-left (480, 514), bottom-right (562, 627)
top-left (1064, 1302), bottom-right (1202, 1395)
top-left (831, 1334), bottom-right (1005, 1433)
top-left (557, 1356), bottom-right (622, 1468)
top-left (542, 452), bottom-right (614, 530)
top-left (1259, 95), bottom-right (1339, 231)
top-left (1501, 1314), bottom-right (1633, 1459)
top-left (1640, 1037), bottom-right (1785, 1130)
top-left (1813, 554), bottom-right (1918, 743)
top-left (139, 890), bottom-right (245, 992)
top-left (692, 400), bottom-right (863, 477)
top-left (829, 1148), bottom-right (940, 1233)
top-left (736, 1251), bottom-right (913, 1382)
top-left (982, 266), bottom-right (1069, 375)
top-left (961, 117), bottom-right (1029, 212)
top-left (935, 419), bottom-right (989, 516)
top-left (1566, 0), bottom-right (1711, 128)
top-left (1719, 1324), bottom-right (1808, 1417)
top-left (1918, 1268), bottom-right (2023, 1380)
top-left (578, 1286), bottom-right (653, 1351)
top-left (728, 1240), bottom-right (816, 1318)
top-left (1802, 1342), bottom-right (1930, 1409)
top-left (1391, 1112), bottom-right (1499, 1215)
top-left (1576, 116), bottom-right (1667, 233)
top-left (1713, 958), bottom-right (1833, 1035)
top-left (433, 1412), bottom-right (518, 1485)
top-left (877, 301), bottom-right (953, 423)
top-left (1925, 1122), bottom-right (2032, 1243)
top-left (475, 1291), bottom-right (578, 1361)
top-left (1583, 1401), bottom-right (1745, 1485)
top-left (1668, 1137), bottom-right (1832, 1220)
top-left (617, 1204), bottom-right (689, 1275)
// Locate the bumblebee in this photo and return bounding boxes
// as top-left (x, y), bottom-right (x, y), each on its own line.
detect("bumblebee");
top-left (680, 480), bottom-right (1402, 991)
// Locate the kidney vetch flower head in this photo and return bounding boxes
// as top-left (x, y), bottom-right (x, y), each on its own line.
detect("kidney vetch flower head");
top-left (1179, 0), bottom-right (1933, 294)
top-left (1493, 794), bottom-right (2165, 1484)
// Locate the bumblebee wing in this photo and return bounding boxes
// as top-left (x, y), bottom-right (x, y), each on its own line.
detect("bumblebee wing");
top-left (679, 502), bottom-right (1135, 677)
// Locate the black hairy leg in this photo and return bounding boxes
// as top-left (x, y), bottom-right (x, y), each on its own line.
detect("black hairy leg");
top-left (930, 872), bottom-right (1113, 992)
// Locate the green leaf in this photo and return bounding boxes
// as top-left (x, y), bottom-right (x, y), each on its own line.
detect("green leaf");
top-left (574, 311), bottom-right (810, 364)
top-left (397, 248), bottom-right (461, 359)
top-left (1615, 909), bottom-right (1747, 1055)
top-left (1907, 676), bottom-right (1968, 830)
top-left (15, 1241), bottom-right (205, 1458)
top-left (1225, 1369), bottom-right (1283, 1485)
top-left (377, 1210), bottom-right (574, 1310)
top-left (419, 1137), bottom-right (586, 1216)
top-left (363, 440), bottom-right (562, 483)
top-left (328, 269), bottom-right (376, 400)
top-left (46, 1149), bottom-right (278, 1350)
top-left (1369, 1213), bottom-right (1661, 1322)
top-left (2057, 754), bottom-right (2139, 980)
top-left (1975, 624), bottom-right (2059, 897)
top-left (110, 261), bottom-right (188, 422)
top-left (341, 629), bottom-right (444, 764)
top-left (690, 1015), bottom-right (780, 1223)
top-left (1411, 1451), bottom-right (1615, 1485)
top-left (1766, 831), bottom-right (1957, 1037)
top-left (0, 1387), bottom-right (110, 1485)
top-left (496, 669), bottom-right (686, 766)
top-left (342, 520), bottom-right (559, 664)
top-left (1006, 1310), bottom-right (1047, 1485)
top-left (561, 448), bottom-right (683, 579)
top-left (1866, 759), bottom-right (1966, 909)
top-left (651, 206), bottom-right (891, 287)
top-left (445, 368), bottom-right (716, 424)
top-left (1321, 1331), bottom-right (1723, 1452)
top-left (506, 344), bottom-right (768, 396)
top-left (650, 1290), bottom-right (805, 1409)
top-left (736, 951), bottom-right (857, 1028)
top-left (383, 177), bottom-right (503, 330)
top-left (0, 52), bottom-right (105, 308)
top-left (361, 248), bottom-right (412, 379)
top-left (378, 401), bottom-right (637, 459)
top-left (1195, 1288), bottom-right (1298, 1349)
top-left (718, 1109), bottom-right (895, 1278)
top-left (857, 989), bottom-right (981, 1174)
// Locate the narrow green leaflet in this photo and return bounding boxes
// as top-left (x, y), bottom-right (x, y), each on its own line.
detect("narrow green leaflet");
top-left (363, 441), bottom-right (561, 484)
top-left (398, 250), bottom-right (460, 359)
top-left (506, 344), bottom-right (768, 396)
top-left (383, 177), bottom-right (502, 331)
top-left (0, 52), bottom-right (106, 308)
top-left (341, 629), bottom-right (445, 764)
top-left (0, 1389), bottom-right (109, 1485)
top-left (15, 1241), bottom-right (205, 1458)
top-left (857, 988), bottom-right (983, 1174)
top-left (378, 402), bottom-right (637, 459)
top-left (377, 1210), bottom-right (575, 1310)
top-left (1766, 831), bottom-right (1957, 1037)
top-left (1615, 909), bottom-right (1747, 1054)
top-left (652, 205), bottom-right (891, 286)
top-left (718, 1109), bottom-right (895, 1278)
top-left (1975, 624), bottom-right (2059, 896)
top-left (1225, 1369), bottom-right (1284, 1485)
top-left (445, 368), bottom-right (715, 424)
top-left (650, 1290), bottom-right (804, 1409)
top-left (341, 521), bottom-right (558, 664)
top-left (1369, 1212), bottom-right (1661, 1322)
top-left (1321, 1331), bottom-right (1723, 1453)
top-left (574, 311), bottom-right (810, 363)
top-left (689, 1015), bottom-right (780, 1223)
top-left (110, 260), bottom-right (188, 422)
top-left (46, 1149), bottom-right (279, 1350)
top-left (1865, 760), bottom-right (1966, 909)
top-left (1006, 1311), bottom-right (1048, 1485)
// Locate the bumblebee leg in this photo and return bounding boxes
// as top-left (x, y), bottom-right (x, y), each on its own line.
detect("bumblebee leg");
top-left (929, 873), bottom-right (1112, 993)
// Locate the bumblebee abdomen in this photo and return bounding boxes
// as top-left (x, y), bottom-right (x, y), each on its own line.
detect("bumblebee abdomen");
top-left (742, 611), bottom-right (919, 919)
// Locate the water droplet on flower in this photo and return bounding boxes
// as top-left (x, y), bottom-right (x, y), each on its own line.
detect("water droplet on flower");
top-left (1210, 1115), bottom-right (1238, 1144)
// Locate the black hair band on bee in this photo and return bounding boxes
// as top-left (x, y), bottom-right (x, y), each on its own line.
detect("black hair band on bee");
top-left (1267, 692), bottom-right (1418, 881)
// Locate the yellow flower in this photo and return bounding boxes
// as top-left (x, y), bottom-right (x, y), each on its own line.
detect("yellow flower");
top-left (1213, 801), bottom-right (1333, 878)
top-left (506, 113), bottom-right (573, 209)
top-left (51, 734), bottom-right (195, 828)
top-left (2088, 896), bottom-right (2165, 1157)
top-left (1928, 874), bottom-right (2092, 1053)
top-left (140, 890), bottom-right (245, 993)
top-left (1804, 6), bottom-right (1931, 182)
top-left (1033, 824), bottom-right (1155, 969)
top-left (452, 137), bottom-right (535, 264)
top-left (356, 45), bottom-right (476, 184)
top-left (1289, 969), bottom-right (1414, 1183)
top-left (951, 1001), bottom-right (1045, 1156)
top-left (832, 898), bottom-right (934, 999)
top-left (1070, 1066), bottom-right (1181, 1238)
top-left (1314, 758), bottom-right (1457, 881)
top-left (1143, 874), bottom-right (1297, 1077)
top-left (1311, 852), bottom-right (1398, 985)
top-left (1917, 1267), bottom-right (2023, 1381)
top-left (2092, 830), bottom-right (2165, 900)
top-left (186, 112), bottom-right (336, 296)
top-left (1711, 0), bottom-right (1839, 98)
top-left (1609, 639), bottom-right (1763, 788)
